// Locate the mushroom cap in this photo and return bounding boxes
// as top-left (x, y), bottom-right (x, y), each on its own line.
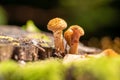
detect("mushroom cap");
top-left (64, 25), bottom-right (84, 46)
top-left (70, 25), bottom-right (84, 36)
top-left (47, 17), bottom-right (67, 32)
top-left (64, 28), bottom-right (73, 46)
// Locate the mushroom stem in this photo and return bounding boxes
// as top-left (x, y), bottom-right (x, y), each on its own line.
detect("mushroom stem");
top-left (53, 30), bottom-right (64, 53)
top-left (69, 42), bottom-right (79, 54)
top-left (69, 27), bottom-right (82, 54)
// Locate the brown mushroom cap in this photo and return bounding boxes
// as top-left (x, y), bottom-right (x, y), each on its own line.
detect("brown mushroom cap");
top-left (64, 28), bottom-right (73, 46)
top-left (47, 17), bottom-right (67, 32)
top-left (70, 25), bottom-right (84, 36)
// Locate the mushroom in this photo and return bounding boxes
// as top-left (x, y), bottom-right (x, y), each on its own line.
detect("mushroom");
top-left (100, 49), bottom-right (119, 57)
top-left (64, 25), bottom-right (84, 54)
top-left (47, 17), bottom-right (67, 53)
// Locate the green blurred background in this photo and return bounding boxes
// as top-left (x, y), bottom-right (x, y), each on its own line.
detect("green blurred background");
top-left (0, 0), bottom-right (120, 39)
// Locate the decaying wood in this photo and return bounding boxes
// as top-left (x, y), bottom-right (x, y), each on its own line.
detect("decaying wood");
top-left (0, 26), bottom-right (102, 62)
top-left (0, 44), bottom-right (14, 61)
top-left (0, 25), bottom-right (55, 61)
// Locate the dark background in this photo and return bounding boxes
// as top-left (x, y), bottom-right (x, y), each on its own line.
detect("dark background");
top-left (0, 0), bottom-right (120, 40)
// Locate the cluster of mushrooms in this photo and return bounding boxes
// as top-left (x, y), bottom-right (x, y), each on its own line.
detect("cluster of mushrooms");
top-left (47, 18), bottom-right (119, 62)
top-left (47, 17), bottom-right (84, 55)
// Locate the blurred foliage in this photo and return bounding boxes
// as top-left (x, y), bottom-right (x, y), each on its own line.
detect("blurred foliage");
top-left (22, 20), bottom-right (41, 32)
top-left (1, 57), bottom-right (120, 80)
top-left (84, 36), bottom-right (120, 54)
top-left (0, 6), bottom-right (8, 25)
top-left (0, 0), bottom-right (119, 38)
top-left (59, 0), bottom-right (116, 32)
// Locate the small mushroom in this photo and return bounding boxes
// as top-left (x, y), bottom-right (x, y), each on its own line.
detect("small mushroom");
top-left (100, 49), bottom-right (119, 57)
top-left (47, 17), bottom-right (67, 53)
top-left (64, 25), bottom-right (84, 54)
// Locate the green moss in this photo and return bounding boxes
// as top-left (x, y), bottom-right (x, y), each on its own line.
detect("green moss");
top-left (1, 57), bottom-right (120, 80)
top-left (72, 57), bottom-right (120, 80)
